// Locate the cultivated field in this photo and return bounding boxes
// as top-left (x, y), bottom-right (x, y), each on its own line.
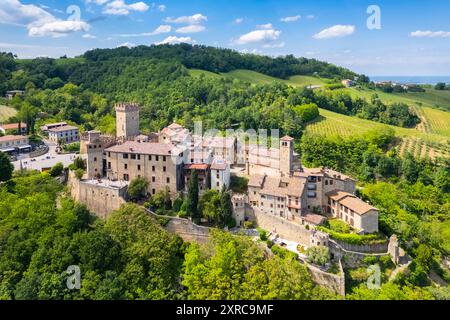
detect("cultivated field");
top-left (305, 108), bottom-right (450, 160)
top-left (0, 105), bottom-right (17, 122)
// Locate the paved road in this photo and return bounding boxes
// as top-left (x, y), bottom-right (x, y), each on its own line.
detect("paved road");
top-left (12, 140), bottom-right (81, 172)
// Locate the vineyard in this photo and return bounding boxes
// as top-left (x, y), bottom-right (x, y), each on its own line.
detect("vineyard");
top-left (306, 108), bottom-right (450, 161)
top-left (0, 105), bottom-right (17, 122)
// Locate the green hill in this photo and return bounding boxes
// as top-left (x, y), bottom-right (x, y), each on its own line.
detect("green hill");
top-left (189, 68), bottom-right (327, 88)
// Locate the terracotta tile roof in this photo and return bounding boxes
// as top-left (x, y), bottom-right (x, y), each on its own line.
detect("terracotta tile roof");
top-left (326, 190), bottom-right (354, 201)
top-left (0, 123), bottom-right (27, 130)
top-left (105, 141), bottom-right (182, 156)
top-left (168, 122), bottom-right (183, 130)
top-left (281, 135), bottom-right (294, 141)
top-left (339, 197), bottom-right (378, 215)
top-left (201, 136), bottom-right (235, 149)
top-left (302, 213), bottom-right (327, 225)
top-left (211, 159), bottom-right (228, 170)
top-left (248, 174), bottom-right (266, 188)
top-left (0, 135), bottom-right (27, 143)
top-left (184, 163), bottom-right (209, 170)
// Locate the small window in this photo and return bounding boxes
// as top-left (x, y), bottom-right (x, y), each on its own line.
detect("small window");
top-left (166, 177), bottom-right (170, 183)
top-left (163, 166), bottom-right (166, 172)
top-left (163, 156), bottom-right (166, 161)
top-left (156, 155), bottom-right (159, 161)
top-left (123, 153), bottom-right (129, 159)
top-left (149, 155), bottom-right (152, 161)
top-left (124, 164), bottom-right (127, 170)
top-left (137, 165), bottom-right (141, 171)
top-left (152, 166), bottom-right (155, 172)
top-left (152, 176), bottom-right (156, 182)
top-left (131, 154), bottom-right (136, 160)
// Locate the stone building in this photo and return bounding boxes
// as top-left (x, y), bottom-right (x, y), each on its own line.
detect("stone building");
top-left (326, 190), bottom-right (379, 234)
top-left (210, 158), bottom-right (230, 191)
top-left (232, 194), bottom-right (247, 227)
top-left (80, 131), bottom-right (117, 179)
top-left (115, 103), bottom-right (140, 140)
top-left (104, 141), bottom-right (184, 198)
top-left (48, 125), bottom-right (79, 144)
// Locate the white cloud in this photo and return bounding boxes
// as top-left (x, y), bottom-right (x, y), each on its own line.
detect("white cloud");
top-left (114, 24), bottom-right (171, 37)
top-left (164, 13), bottom-right (207, 25)
top-left (234, 18), bottom-right (244, 24)
top-left (158, 5), bottom-right (166, 12)
top-left (103, 0), bottom-right (149, 15)
top-left (0, 0), bottom-right (54, 27)
top-left (0, 0), bottom-right (91, 37)
top-left (85, 0), bottom-right (110, 4)
top-left (263, 41), bottom-right (285, 48)
top-left (313, 25), bottom-right (355, 39)
top-left (280, 15), bottom-right (301, 23)
top-left (176, 25), bottom-right (205, 33)
top-left (256, 23), bottom-right (273, 30)
top-left (117, 42), bottom-right (136, 48)
top-left (235, 28), bottom-right (281, 45)
top-left (156, 36), bottom-right (195, 45)
top-left (29, 20), bottom-right (90, 37)
top-left (82, 33), bottom-right (97, 39)
top-left (410, 30), bottom-right (450, 38)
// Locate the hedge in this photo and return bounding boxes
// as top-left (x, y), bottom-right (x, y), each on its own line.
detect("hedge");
top-left (317, 226), bottom-right (386, 245)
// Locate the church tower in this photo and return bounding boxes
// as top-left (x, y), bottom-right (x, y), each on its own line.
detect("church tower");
top-left (280, 136), bottom-right (294, 177)
top-left (115, 103), bottom-right (140, 140)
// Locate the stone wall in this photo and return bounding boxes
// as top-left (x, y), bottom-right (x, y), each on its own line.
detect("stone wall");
top-left (306, 260), bottom-right (346, 296)
top-left (253, 209), bottom-right (312, 246)
top-left (144, 209), bottom-right (210, 244)
top-left (68, 172), bottom-right (127, 220)
top-left (333, 239), bottom-right (388, 254)
top-left (328, 239), bottom-right (390, 268)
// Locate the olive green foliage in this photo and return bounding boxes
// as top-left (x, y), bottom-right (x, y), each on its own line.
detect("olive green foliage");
top-left (182, 230), bottom-right (337, 300)
top-left (0, 152), bottom-right (14, 182)
top-left (0, 173), bottom-right (184, 300)
top-left (306, 246), bottom-right (330, 266)
top-left (49, 162), bottom-right (64, 177)
top-left (328, 219), bottom-right (351, 234)
top-left (127, 177), bottom-right (149, 201)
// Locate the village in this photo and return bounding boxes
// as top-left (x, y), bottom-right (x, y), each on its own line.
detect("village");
top-left (1, 101), bottom-right (409, 295)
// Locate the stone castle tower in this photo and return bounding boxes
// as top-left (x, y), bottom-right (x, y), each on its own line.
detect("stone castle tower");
top-left (115, 103), bottom-right (140, 139)
top-left (280, 136), bottom-right (294, 177)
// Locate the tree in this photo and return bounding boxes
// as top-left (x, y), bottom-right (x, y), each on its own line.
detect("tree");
top-left (402, 152), bottom-right (419, 183)
top-left (186, 170), bottom-right (200, 223)
top-left (127, 177), bottom-right (149, 201)
top-left (434, 82), bottom-right (446, 90)
top-left (306, 246), bottom-right (329, 266)
top-left (0, 152), bottom-right (14, 182)
top-left (199, 189), bottom-right (221, 224)
top-left (49, 162), bottom-right (64, 177)
top-left (18, 102), bottom-right (37, 135)
top-left (219, 188), bottom-right (234, 228)
top-left (74, 168), bottom-right (84, 180)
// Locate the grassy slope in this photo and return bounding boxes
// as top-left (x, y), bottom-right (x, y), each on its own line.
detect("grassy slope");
top-left (0, 105), bottom-right (17, 122)
top-left (189, 69), bottom-right (327, 87)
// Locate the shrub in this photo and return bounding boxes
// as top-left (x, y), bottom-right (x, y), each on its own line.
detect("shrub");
top-left (328, 219), bottom-right (351, 234)
top-left (271, 245), bottom-right (298, 261)
top-left (49, 162), bottom-right (64, 177)
top-left (317, 226), bottom-right (386, 245)
top-left (74, 168), bottom-right (84, 180)
top-left (257, 227), bottom-right (268, 241)
top-left (306, 246), bottom-right (329, 266)
top-left (243, 221), bottom-right (254, 229)
top-left (127, 177), bottom-right (149, 201)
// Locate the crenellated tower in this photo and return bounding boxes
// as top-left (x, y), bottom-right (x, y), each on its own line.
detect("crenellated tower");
top-left (115, 103), bottom-right (140, 140)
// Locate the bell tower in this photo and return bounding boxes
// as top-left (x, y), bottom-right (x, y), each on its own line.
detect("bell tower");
top-left (280, 136), bottom-right (294, 177)
top-left (115, 103), bottom-right (140, 140)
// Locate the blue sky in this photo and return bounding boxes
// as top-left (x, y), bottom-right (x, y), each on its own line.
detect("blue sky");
top-left (1, 0), bottom-right (450, 76)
